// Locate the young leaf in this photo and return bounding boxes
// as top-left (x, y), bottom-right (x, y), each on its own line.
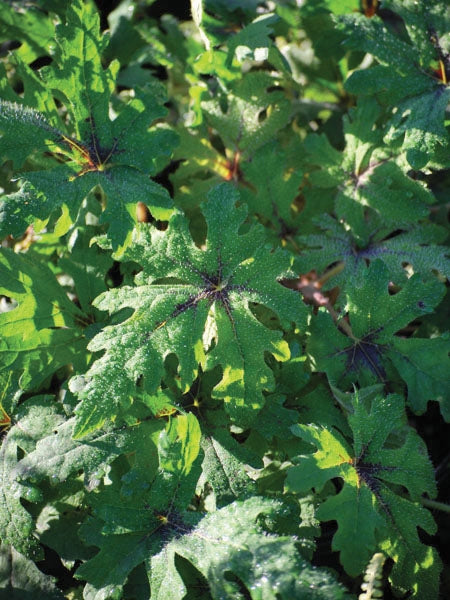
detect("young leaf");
top-left (73, 183), bottom-right (307, 437)
top-left (307, 260), bottom-right (449, 419)
top-left (286, 393), bottom-right (441, 599)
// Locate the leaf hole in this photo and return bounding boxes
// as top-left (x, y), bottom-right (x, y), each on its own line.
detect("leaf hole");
top-left (223, 571), bottom-right (252, 599)
top-left (173, 553), bottom-right (212, 598)
top-left (248, 302), bottom-right (282, 330)
top-left (258, 108), bottom-right (268, 123)
top-left (29, 55), bottom-right (53, 71)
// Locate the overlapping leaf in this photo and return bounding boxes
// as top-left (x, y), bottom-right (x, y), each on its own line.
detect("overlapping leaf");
top-left (73, 183), bottom-right (307, 437)
top-left (337, 1), bottom-right (450, 168)
top-left (226, 13), bottom-right (278, 64)
top-left (149, 497), bottom-right (348, 600)
top-left (172, 70), bottom-right (292, 214)
top-left (239, 141), bottom-right (303, 244)
top-left (74, 414), bottom-right (202, 600)
top-left (307, 261), bottom-right (449, 419)
top-left (0, 0), bottom-right (176, 251)
top-left (0, 397), bottom-right (65, 558)
top-left (0, 0), bottom-right (55, 63)
top-left (296, 215), bottom-right (450, 289)
top-left (201, 429), bottom-right (257, 508)
top-left (0, 248), bottom-right (87, 391)
top-left (304, 98), bottom-right (435, 246)
top-left (286, 393), bottom-right (441, 599)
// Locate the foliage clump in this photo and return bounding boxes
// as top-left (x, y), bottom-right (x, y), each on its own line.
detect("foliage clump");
top-left (0, 0), bottom-right (449, 598)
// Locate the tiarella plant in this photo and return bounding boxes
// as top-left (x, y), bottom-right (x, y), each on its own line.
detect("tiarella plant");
top-left (0, 0), bottom-right (449, 599)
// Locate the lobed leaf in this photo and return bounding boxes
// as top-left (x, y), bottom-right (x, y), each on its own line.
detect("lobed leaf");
top-left (149, 497), bottom-right (348, 600)
top-left (286, 393), bottom-right (441, 598)
top-left (73, 183), bottom-right (307, 436)
top-left (307, 261), bottom-right (449, 419)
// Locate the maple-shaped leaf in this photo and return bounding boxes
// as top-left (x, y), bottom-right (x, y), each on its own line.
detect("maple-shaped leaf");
top-left (307, 261), bottom-right (450, 419)
top-left (74, 414), bottom-right (202, 600)
top-left (285, 393), bottom-right (441, 599)
top-left (73, 183), bottom-right (307, 437)
top-left (0, 397), bottom-right (65, 558)
top-left (337, 1), bottom-right (450, 168)
top-left (0, 0), bottom-right (176, 251)
top-left (171, 71), bottom-right (292, 217)
top-left (296, 215), bottom-right (450, 290)
top-left (0, 248), bottom-right (87, 391)
top-left (149, 497), bottom-right (348, 600)
top-left (304, 98), bottom-right (435, 246)
top-left (202, 71), bottom-right (291, 159)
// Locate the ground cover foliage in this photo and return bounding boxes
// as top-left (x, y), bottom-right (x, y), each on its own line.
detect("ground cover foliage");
top-left (0, 0), bottom-right (449, 598)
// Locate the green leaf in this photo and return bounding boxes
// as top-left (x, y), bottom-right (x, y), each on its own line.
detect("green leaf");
top-left (0, 248), bottom-right (87, 390)
top-left (0, 100), bottom-right (62, 168)
top-left (307, 260), bottom-right (449, 418)
top-left (0, 0), bottom-right (177, 250)
top-left (337, 9), bottom-right (450, 167)
top-left (226, 13), bottom-right (278, 65)
top-left (15, 415), bottom-right (164, 485)
top-left (286, 393), bottom-right (441, 599)
top-left (0, 1), bottom-right (55, 63)
top-left (202, 72), bottom-right (291, 159)
top-left (304, 99), bottom-right (435, 246)
top-left (73, 183), bottom-right (307, 437)
top-left (149, 497), bottom-right (348, 600)
top-left (0, 543), bottom-right (64, 599)
top-left (58, 245), bottom-right (114, 317)
top-left (74, 414), bottom-right (202, 600)
top-left (240, 141), bottom-right (303, 242)
top-left (41, 0), bottom-right (117, 143)
top-left (0, 397), bottom-right (65, 558)
top-left (296, 216), bottom-right (450, 289)
top-left (201, 430), bottom-right (257, 507)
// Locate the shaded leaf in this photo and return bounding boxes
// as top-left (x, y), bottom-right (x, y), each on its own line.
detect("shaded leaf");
top-left (0, 397), bottom-right (64, 558)
top-left (307, 261), bottom-right (449, 418)
top-left (0, 543), bottom-right (64, 599)
top-left (286, 392), bottom-right (441, 598)
top-left (149, 497), bottom-right (348, 600)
